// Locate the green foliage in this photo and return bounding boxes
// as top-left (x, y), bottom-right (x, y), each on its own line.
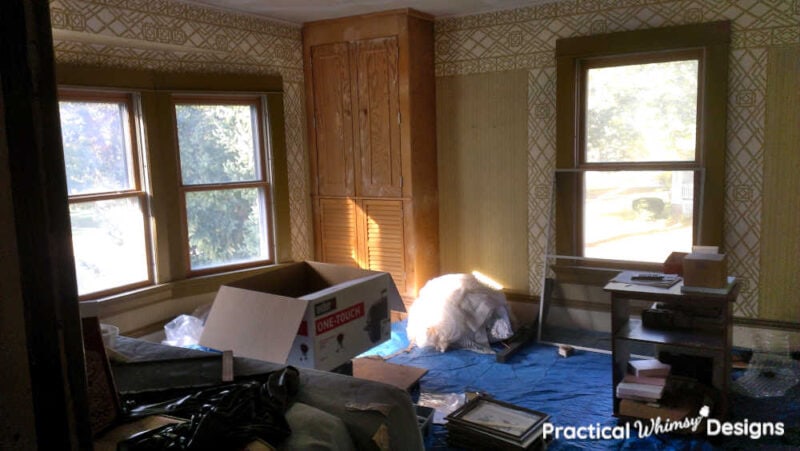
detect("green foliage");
top-left (175, 104), bottom-right (258, 185)
top-left (186, 188), bottom-right (264, 268)
top-left (68, 197), bottom-right (149, 295)
top-left (175, 104), bottom-right (266, 268)
top-left (586, 60), bottom-right (698, 163)
top-left (59, 101), bottom-right (132, 194)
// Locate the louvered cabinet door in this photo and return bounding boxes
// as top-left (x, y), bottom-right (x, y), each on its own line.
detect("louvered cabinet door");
top-left (353, 37), bottom-right (402, 198)
top-left (317, 198), bottom-right (359, 267)
top-left (310, 42), bottom-right (355, 197)
top-left (304, 11), bottom-right (438, 306)
top-left (359, 199), bottom-right (406, 294)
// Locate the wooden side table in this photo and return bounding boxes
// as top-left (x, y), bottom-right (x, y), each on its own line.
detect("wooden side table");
top-left (604, 274), bottom-right (738, 419)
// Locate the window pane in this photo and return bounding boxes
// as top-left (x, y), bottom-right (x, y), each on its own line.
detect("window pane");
top-left (175, 104), bottom-right (260, 185)
top-left (59, 100), bottom-right (135, 194)
top-left (185, 188), bottom-right (269, 269)
top-left (70, 198), bottom-right (149, 295)
top-left (586, 60), bottom-right (698, 163)
top-left (583, 171), bottom-right (693, 262)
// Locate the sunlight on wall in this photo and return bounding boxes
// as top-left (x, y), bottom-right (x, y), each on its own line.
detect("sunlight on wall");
top-left (472, 270), bottom-right (504, 291)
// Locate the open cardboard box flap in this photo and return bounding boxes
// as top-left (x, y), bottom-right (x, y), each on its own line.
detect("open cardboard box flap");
top-left (200, 286), bottom-right (308, 365)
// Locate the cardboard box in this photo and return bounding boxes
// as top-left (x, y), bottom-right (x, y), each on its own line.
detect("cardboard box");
top-left (199, 261), bottom-right (402, 371)
top-left (415, 405), bottom-right (434, 437)
top-left (682, 252), bottom-right (727, 288)
top-left (663, 251), bottom-right (688, 275)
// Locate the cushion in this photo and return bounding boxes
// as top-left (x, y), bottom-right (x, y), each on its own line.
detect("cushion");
top-left (279, 402), bottom-right (356, 451)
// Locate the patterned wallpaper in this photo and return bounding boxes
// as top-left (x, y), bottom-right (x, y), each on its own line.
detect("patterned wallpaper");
top-left (435, 0), bottom-right (800, 318)
top-left (48, 0), bottom-right (313, 261)
top-left (48, 0), bottom-right (798, 318)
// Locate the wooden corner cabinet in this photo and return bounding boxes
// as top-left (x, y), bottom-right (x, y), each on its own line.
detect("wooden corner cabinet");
top-left (604, 275), bottom-right (739, 420)
top-left (303, 9), bottom-right (439, 306)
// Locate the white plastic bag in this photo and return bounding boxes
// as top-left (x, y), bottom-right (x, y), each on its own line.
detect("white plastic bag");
top-left (406, 274), bottom-right (514, 353)
top-left (417, 392), bottom-right (466, 424)
top-left (162, 314), bottom-right (204, 347)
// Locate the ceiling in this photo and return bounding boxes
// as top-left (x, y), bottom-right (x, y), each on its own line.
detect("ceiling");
top-left (179, 0), bottom-right (556, 24)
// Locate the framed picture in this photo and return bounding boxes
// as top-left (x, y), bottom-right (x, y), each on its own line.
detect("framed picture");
top-left (82, 316), bottom-right (122, 436)
top-left (446, 396), bottom-right (549, 442)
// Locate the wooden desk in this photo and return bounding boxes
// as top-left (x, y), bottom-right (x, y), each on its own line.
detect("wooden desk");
top-left (604, 275), bottom-right (738, 419)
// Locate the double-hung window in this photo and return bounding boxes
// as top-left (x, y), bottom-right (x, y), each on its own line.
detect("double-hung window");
top-left (581, 54), bottom-right (699, 262)
top-left (58, 91), bottom-right (153, 297)
top-left (173, 96), bottom-right (274, 273)
top-left (57, 67), bottom-right (287, 301)
top-left (555, 22), bottom-right (730, 267)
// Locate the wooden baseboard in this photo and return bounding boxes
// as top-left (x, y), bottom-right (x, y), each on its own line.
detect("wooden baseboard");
top-left (503, 290), bottom-right (538, 304)
top-left (733, 317), bottom-right (800, 331)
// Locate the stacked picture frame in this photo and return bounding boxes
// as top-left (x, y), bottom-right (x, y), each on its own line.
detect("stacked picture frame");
top-left (445, 395), bottom-right (550, 450)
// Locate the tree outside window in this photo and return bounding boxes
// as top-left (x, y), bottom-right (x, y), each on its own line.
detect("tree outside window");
top-left (581, 58), bottom-right (698, 262)
top-left (173, 98), bottom-right (273, 272)
top-left (555, 22), bottom-right (730, 267)
top-left (58, 92), bottom-right (152, 297)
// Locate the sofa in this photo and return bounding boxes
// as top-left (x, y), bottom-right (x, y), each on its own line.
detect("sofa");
top-left (110, 337), bottom-right (424, 450)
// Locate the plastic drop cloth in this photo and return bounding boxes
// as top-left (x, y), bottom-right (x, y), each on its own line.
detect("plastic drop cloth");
top-left (162, 304), bottom-right (212, 348)
top-left (406, 273), bottom-right (513, 354)
top-left (162, 314), bottom-right (204, 347)
top-left (362, 321), bottom-right (800, 451)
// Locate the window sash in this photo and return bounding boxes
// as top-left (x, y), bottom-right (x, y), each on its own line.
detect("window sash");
top-left (173, 96), bottom-right (268, 185)
top-left (67, 181), bottom-right (153, 299)
top-left (578, 51), bottom-right (703, 167)
top-left (555, 21), bottom-right (730, 268)
top-left (179, 184), bottom-right (273, 273)
top-left (58, 91), bottom-right (154, 298)
top-left (172, 96), bottom-right (274, 275)
top-left (581, 169), bottom-right (696, 263)
top-left (58, 91), bottom-right (143, 196)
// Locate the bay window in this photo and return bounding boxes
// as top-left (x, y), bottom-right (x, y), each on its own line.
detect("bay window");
top-left (56, 67), bottom-right (288, 301)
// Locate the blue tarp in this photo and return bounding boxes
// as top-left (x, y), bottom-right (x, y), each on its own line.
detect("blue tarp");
top-left (362, 321), bottom-right (800, 450)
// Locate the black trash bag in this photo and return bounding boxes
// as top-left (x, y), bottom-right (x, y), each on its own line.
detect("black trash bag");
top-left (119, 366), bottom-right (299, 450)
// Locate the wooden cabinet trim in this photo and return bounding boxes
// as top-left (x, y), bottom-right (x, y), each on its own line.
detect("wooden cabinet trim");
top-left (304, 9), bottom-right (438, 301)
top-left (353, 36), bottom-right (402, 198)
top-left (309, 42), bottom-right (356, 197)
top-left (302, 8), bottom-right (432, 47)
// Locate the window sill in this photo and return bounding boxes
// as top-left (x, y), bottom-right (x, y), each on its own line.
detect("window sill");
top-left (550, 260), bottom-right (663, 286)
top-left (79, 262), bottom-right (291, 318)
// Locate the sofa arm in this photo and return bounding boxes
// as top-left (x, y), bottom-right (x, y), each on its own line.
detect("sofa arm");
top-left (293, 367), bottom-right (424, 451)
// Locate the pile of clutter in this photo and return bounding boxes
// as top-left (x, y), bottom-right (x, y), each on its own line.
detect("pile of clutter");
top-left (406, 273), bottom-right (514, 354)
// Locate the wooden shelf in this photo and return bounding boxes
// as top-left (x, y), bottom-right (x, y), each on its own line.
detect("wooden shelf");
top-left (605, 272), bottom-right (738, 420)
top-left (616, 319), bottom-right (725, 351)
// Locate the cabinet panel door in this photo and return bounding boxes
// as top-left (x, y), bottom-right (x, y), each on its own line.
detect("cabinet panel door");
top-left (360, 199), bottom-right (406, 293)
top-left (311, 43), bottom-right (355, 197)
top-left (353, 37), bottom-right (402, 197)
top-left (318, 198), bottom-right (359, 267)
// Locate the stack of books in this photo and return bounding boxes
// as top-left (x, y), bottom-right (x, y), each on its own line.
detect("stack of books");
top-left (618, 375), bottom-right (714, 425)
top-left (445, 395), bottom-right (550, 450)
top-left (628, 359), bottom-right (671, 378)
top-left (616, 359), bottom-right (671, 403)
